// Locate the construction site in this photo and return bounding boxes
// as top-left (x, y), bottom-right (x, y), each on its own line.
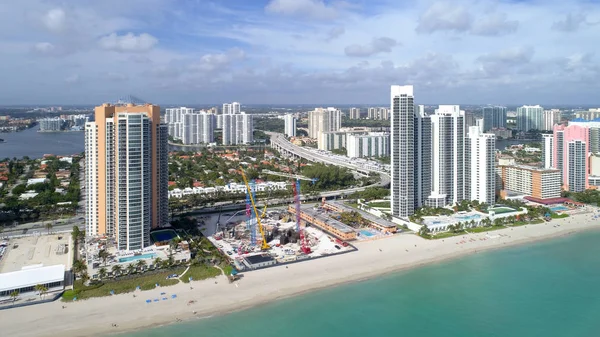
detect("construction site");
top-left (207, 168), bottom-right (397, 271)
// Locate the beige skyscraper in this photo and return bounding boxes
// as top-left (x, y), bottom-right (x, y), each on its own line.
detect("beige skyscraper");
top-left (85, 102), bottom-right (168, 251)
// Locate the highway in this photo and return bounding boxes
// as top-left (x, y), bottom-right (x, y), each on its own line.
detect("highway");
top-left (266, 131), bottom-right (390, 187)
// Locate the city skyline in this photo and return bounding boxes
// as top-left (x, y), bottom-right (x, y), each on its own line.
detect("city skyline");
top-left (1, 0), bottom-right (599, 105)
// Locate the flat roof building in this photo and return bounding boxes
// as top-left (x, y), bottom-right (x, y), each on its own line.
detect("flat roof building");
top-left (288, 205), bottom-right (357, 241)
top-left (0, 264), bottom-right (65, 299)
top-left (498, 164), bottom-right (561, 200)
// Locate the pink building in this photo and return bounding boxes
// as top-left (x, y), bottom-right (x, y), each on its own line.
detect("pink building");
top-left (553, 124), bottom-right (590, 192)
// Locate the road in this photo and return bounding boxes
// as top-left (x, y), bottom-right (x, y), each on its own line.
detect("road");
top-left (267, 131), bottom-right (390, 187)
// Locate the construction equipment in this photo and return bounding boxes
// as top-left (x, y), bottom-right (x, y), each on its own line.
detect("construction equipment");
top-left (293, 179), bottom-right (311, 254)
top-left (240, 167), bottom-right (270, 250)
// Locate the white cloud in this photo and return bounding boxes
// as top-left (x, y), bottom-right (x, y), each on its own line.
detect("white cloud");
top-left (471, 13), bottom-right (519, 36)
top-left (326, 26), bottom-right (345, 41)
top-left (42, 8), bottom-right (67, 33)
top-left (345, 37), bottom-right (398, 57)
top-left (98, 33), bottom-right (158, 53)
top-left (416, 2), bottom-right (472, 34)
top-left (552, 13), bottom-right (586, 32)
top-left (265, 0), bottom-right (338, 20)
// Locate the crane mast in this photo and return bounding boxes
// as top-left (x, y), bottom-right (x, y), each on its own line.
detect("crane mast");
top-left (240, 167), bottom-right (270, 250)
top-left (294, 179), bottom-right (311, 254)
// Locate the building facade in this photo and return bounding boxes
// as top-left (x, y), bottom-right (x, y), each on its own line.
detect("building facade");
top-left (552, 124), bottom-right (590, 192)
top-left (542, 134), bottom-right (554, 169)
top-left (427, 105), bottom-right (465, 208)
top-left (498, 165), bottom-right (561, 200)
top-left (543, 109), bottom-right (561, 131)
top-left (318, 131), bottom-right (349, 151)
top-left (222, 102), bottom-right (253, 145)
top-left (349, 107), bottom-right (361, 119)
top-left (391, 85), bottom-right (416, 217)
top-left (516, 105), bottom-right (544, 131)
top-left (482, 106), bottom-right (507, 131)
top-left (85, 103), bottom-right (168, 251)
top-left (284, 114), bottom-right (296, 137)
top-left (465, 126), bottom-right (496, 205)
top-left (38, 117), bottom-right (64, 131)
top-left (308, 107), bottom-right (341, 139)
top-left (346, 132), bottom-right (390, 158)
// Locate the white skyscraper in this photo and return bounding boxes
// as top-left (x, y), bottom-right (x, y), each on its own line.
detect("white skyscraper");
top-left (391, 85), bottom-right (416, 217)
top-left (349, 107), bottom-right (361, 119)
top-left (222, 102), bottom-right (253, 145)
top-left (542, 134), bottom-right (554, 169)
top-left (309, 107), bottom-right (341, 140)
top-left (465, 126), bottom-right (496, 205)
top-left (284, 114), bottom-right (297, 137)
top-left (517, 105), bottom-right (544, 131)
top-left (543, 109), bottom-right (561, 131)
top-left (346, 132), bottom-right (390, 158)
top-left (427, 105), bottom-right (465, 208)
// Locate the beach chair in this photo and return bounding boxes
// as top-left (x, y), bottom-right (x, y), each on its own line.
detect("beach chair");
top-left (162, 297), bottom-right (168, 301)
top-left (146, 299), bottom-right (151, 303)
top-left (154, 299), bottom-right (159, 302)
top-left (171, 294), bottom-right (177, 299)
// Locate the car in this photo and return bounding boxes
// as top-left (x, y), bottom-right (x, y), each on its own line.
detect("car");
top-left (334, 245), bottom-right (341, 250)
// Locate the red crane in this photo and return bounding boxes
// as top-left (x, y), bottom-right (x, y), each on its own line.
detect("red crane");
top-left (293, 179), bottom-right (311, 254)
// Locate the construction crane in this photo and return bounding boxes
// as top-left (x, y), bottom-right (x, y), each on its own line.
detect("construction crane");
top-left (240, 167), bottom-right (270, 250)
top-left (293, 179), bottom-right (311, 254)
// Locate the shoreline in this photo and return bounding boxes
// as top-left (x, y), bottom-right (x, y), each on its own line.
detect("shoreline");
top-left (1, 212), bottom-right (598, 337)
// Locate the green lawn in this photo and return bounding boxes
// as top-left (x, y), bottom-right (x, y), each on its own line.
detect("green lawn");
top-left (487, 207), bottom-right (517, 214)
top-left (180, 265), bottom-right (221, 283)
top-left (368, 201), bottom-right (391, 208)
top-left (551, 213), bottom-right (569, 219)
top-left (62, 267), bottom-right (185, 301)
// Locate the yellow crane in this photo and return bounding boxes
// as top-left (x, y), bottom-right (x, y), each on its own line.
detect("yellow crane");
top-left (240, 167), bottom-right (270, 250)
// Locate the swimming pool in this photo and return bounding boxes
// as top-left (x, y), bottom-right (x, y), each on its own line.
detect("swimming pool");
top-left (550, 206), bottom-right (569, 212)
top-left (359, 230), bottom-right (376, 237)
top-left (119, 253), bottom-right (157, 263)
top-left (455, 214), bottom-right (482, 221)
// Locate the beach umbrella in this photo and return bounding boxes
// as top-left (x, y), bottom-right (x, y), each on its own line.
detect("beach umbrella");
top-left (110, 290), bottom-right (115, 295)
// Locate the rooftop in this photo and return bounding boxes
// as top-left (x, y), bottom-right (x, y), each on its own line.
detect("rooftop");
top-left (300, 206), bottom-right (355, 233)
top-left (0, 264), bottom-right (65, 293)
top-left (245, 254), bottom-right (275, 265)
top-left (0, 234), bottom-right (72, 273)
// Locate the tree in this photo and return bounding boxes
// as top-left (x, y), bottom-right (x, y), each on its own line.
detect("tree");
top-left (80, 272), bottom-right (90, 284)
top-left (98, 267), bottom-right (107, 280)
top-left (136, 259), bottom-right (147, 271)
top-left (418, 225), bottom-right (430, 237)
top-left (10, 290), bottom-right (19, 304)
top-left (72, 226), bottom-right (81, 242)
top-left (111, 265), bottom-right (122, 276)
top-left (127, 264), bottom-right (136, 275)
top-left (98, 249), bottom-right (109, 266)
top-left (73, 259), bottom-right (86, 275)
top-left (35, 284), bottom-right (48, 300)
top-left (153, 257), bottom-right (162, 269)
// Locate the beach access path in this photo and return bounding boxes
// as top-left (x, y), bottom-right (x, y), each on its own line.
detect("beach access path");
top-left (1, 212), bottom-right (598, 337)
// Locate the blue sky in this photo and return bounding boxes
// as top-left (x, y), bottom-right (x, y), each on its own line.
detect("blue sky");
top-left (0, 0), bottom-right (599, 105)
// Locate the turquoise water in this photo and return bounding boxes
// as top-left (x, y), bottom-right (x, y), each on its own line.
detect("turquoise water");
top-left (359, 230), bottom-right (375, 237)
top-left (118, 253), bottom-right (156, 263)
top-left (456, 214), bottom-right (482, 221)
top-left (124, 231), bottom-right (600, 337)
top-left (551, 206), bottom-right (569, 212)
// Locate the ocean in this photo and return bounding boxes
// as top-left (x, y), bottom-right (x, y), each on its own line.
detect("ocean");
top-left (124, 231), bottom-right (600, 337)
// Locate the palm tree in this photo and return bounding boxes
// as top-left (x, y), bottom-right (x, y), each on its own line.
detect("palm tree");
top-left (111, 264), bottom-right (122, 277)
top-left (80, 272), bottom-right (90, 284)
top-left (98, 249), bottom-right (109, 266)
top-left (9, 290), bottom-right (19, 304)
top-left (127, 264), bottom-right (136, 275)
top-left (98, 267), bottom-right (107, 280)
top-left (136, 259), bottom-right (147, 272)
top-left (35, 284), bottom-right (48, 300)
top-left (73, 259), bottom-right (86, 275)
top-left (45, 222), bottom-right (53, 234)
top-left (153, 257), bottom-right (162, 269)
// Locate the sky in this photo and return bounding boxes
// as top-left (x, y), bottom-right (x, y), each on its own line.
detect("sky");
top-left (0, 0), bottom-right (599, 105)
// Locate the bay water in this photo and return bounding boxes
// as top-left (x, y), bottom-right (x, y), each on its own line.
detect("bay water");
top-left (124, 230), bottom-right (600, 337)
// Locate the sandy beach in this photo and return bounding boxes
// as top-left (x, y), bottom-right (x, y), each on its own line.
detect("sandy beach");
top-left (1, 212), bottom-right (598, 337)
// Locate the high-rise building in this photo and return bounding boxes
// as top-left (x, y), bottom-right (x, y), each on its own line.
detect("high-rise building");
top-left (222, 102), bottom-right (253, 145)
top-left (284, 114), bottom-right (296, 137)
top-left (309, 107), bottom-right (341, 140)
top-left (349, 107), bottom-right (361, 119)
top-left (391, 85), bottom-right (416, 217)
top-left (498, 165), bottom-right (561, 200)
top-left (367, 107), bottom-right (389, 120)
top-left (318, 131), bottom-right (349, 151)
top-left (165, 107), bottom-right (194, 140)
top-left (346, 132), bottom-right (390, 158)
top-left (464, 112), bottom-right (477, 129)
top-left (567, 118), bottom-right (600, 154)
top-left (542, 134), bottom-right (554, 169)
top-left (426, 105), bottom-right (465, 208)
top-left (38, 117), bottom-right (64, 131)
top-left (414, 105), bottom-right (431, 209)
top-left (543, 109), bottom-right (561, 131)
top-left (482, 106), bottom-right (507, 131)
top-left (85, 103), bottom-right (168, 251)
top-left (166, 109), bottom-right (215, 145)
top-left (516, 105), bottom-right (544, 131)
top-left (552, 124), bottom-right (590, 192)
top-left (465, 126), bottom-right (496, 205)
top-left (574, 109), bottom-right (600, 120)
